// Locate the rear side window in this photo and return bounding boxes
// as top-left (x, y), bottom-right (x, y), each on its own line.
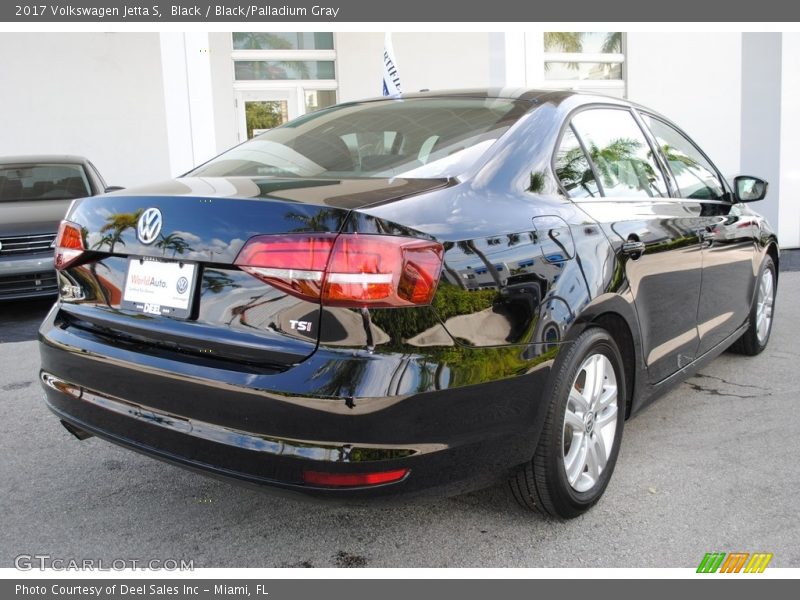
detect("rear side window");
top-left (641, 115), bottom-right (725, 200)
top-left (554, 126), bottom-right (601, 198)
top-left (0, 164), bottom-right (90, 202)
top-left (569, 108), bottom-right (668, 198)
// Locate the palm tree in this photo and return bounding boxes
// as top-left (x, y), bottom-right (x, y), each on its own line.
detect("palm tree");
top-left (203, 269), bottom-right (239, 294)
top-left (544, 32), bottom-right (583, 53)
top-left (601, 32), bottom-right (623, 54)
top-left (99, 210), bottom-right (142, 253)
top-left (441, 242), bottom-right (467, 290)
top-left (156, 232), bottom-right (194, 258)
top-left (456, 240), bottom-right (503, 289)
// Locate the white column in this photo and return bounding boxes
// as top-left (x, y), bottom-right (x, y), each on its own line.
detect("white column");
top-left (740, 33), bottom-right (783, 243)
top-left (524, 32), bottom-right (545, 87)
top-left (491, 32), bottom-right (527, 88)
top-left (159, 32), bottom-right (194, 177)
top-left (183, 32), bottom-right (217, 166)
top-left (159, 32), bottom-right (217, 177)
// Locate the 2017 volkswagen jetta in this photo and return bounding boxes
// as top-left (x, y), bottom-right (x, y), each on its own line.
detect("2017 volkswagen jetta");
top-left (39, 90), bottom-right (778, 518)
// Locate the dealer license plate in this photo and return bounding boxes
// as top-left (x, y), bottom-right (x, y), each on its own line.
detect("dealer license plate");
top-left (121, 257), bottom-right (197, 319)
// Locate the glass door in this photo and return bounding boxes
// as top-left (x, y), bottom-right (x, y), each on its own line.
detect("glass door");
top-left (235, 89), bottom-right (300, 141)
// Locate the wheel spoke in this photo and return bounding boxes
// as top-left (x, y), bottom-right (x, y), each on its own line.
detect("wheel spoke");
top-left (569, 388), bottom-right (590, 413)
top-left (585, 439), bottom-right (600, 482)
top-left (584, 355), bottom-right (605, 405)
top-left (566, 435), bottom-right (588, 486)
top-left (596, 384), bottom-right (617, 411)
top-left (595, 404), bottom-right (618, 430)
top-left (564, 409), bottom-right (584, 432)
top-left (592, 431), bottom-right (607, 469)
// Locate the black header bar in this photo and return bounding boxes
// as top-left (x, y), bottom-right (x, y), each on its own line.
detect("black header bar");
top-left (2, 0), bottom-right (800, 22)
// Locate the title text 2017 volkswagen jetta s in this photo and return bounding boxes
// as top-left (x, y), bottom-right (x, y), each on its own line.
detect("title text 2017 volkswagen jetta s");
top-left (39, 90), bottom-right (777, 518)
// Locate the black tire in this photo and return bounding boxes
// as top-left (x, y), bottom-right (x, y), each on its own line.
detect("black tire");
top-left (510, 328), bottom-right (626, 519)
top-left (730, 254), bottom-right (776, 356)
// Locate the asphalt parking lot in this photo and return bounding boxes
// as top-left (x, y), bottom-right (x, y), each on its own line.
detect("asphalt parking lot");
top-left (1, 270), bottom-right (799, 568)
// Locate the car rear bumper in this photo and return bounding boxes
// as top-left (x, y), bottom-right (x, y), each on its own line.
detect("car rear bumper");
top-left (0, 254), bottom-right (57, 300)
top-left (39, 305), bottom-right (558, 499)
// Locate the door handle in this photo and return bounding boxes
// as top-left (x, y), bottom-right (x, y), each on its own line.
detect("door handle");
top-left (621, 240), bottom-right (646, 257)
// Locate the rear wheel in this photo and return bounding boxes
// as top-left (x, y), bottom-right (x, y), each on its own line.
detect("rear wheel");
top-left (731, 254), bottom-right (776, 356)
top-left (510, 328), bottom-right (626, 519)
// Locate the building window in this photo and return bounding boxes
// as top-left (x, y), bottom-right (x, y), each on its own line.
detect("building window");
top-left (232, 32), bottom-right (338, 140)
top-left (232, 32), bottom-right (334, 51)
top-left (232, 32), bottom-right (337, 82)
top-left (543, 32), bottom-right (625, 97)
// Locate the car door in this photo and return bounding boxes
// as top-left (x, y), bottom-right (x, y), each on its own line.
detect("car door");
top-left (555, 106), bottom-right (704, 383)
top-left (639, 113), bottom-right (758, 355)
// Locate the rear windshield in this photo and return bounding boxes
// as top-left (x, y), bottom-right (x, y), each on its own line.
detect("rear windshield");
top-left (0, 164), bottom-right (91, 202)
top-left (189, 98), bottom-right (530, 180)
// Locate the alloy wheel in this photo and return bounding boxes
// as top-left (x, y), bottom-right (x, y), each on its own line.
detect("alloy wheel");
top-left (562, 353), bottom-right (619, 493)
top-left (756, 267), bottom-right (774, 345)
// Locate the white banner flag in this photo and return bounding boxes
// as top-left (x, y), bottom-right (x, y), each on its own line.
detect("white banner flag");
top-left (382, 32), bottom-right (402, 96)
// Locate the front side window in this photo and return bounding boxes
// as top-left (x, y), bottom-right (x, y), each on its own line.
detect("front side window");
top-left (190, 98), bottom-right (529, 180)
top-left (641, 115), bottom-right (725, 200)
top-left (569, 109), bottom-right (668, 198)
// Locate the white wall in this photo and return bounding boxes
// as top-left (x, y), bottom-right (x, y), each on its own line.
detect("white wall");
top-left (0, 33), bottom-right (172, 188)
top-left (208, 32), bottom-right (238, 154)
top-left (336, 32), bottom-right (496, 102)
top-left (626, 32), bottom-right (742, 179)
top-left (779, 33), bottom-right (800, 248)
top-left (740, 33), bottom-right (782, 237)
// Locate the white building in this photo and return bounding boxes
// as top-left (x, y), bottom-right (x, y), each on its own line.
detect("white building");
top-left (1, 31), bottom-right (797, 247)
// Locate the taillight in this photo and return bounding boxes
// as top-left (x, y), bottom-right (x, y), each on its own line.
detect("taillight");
top-left (54, 220), bottom-right (85, 270)
top-left (235, 234), bottom-right (443, 308)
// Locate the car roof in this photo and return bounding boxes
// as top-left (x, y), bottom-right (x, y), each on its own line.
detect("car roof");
top-left (0, 154), bottom-right (90, 166)
top-left (351, 87), bottom-right (632, 106)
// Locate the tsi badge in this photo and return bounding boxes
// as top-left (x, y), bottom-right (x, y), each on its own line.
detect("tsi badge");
top-left (289, 319), bottom-right (313, 332)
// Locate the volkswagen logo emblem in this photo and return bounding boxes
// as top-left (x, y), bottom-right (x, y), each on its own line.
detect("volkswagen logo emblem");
top-left (137, 207), bottom-right (163, 245)
top-left (176, 276), bottom-right (189, 294)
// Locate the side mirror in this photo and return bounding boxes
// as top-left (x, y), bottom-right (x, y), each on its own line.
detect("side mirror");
top-left (733, 176), bottom-right (767, 203)
top-left (104, 186), bottom-right (125, 193)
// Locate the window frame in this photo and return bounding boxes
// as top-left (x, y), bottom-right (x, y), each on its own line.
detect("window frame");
top-left (551, 103), bottom-right (672, 201)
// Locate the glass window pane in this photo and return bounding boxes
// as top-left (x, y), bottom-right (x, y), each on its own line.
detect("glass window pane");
top-left (571, 109), bottom-right (668, 198)
top-left (641, 115), bottom-right (725, 200)
top-left (190, 98), bottom-right (529, 180)
top-left (544, 32), bottom-right (622, 54)
top-left (305, 90), bottom-right (337, 113)
top-left (0, 163), bottom-right (90, 202)
top-left (234, 60), bottom-right (336, 80)
top-left (232, 32), bottom-right (334, 50)
top-left (246, 101), bottom-right (289, 139)
top-left (554, 126), bottom-right (600, 198)
top-left (544, 62), bottom-right (622, 81)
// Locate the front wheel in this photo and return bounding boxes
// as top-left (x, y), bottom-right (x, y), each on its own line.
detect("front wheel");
top-left (510, 328), bottom-right (626, 519)
top-left (731, 254), bottom-right (776, 356)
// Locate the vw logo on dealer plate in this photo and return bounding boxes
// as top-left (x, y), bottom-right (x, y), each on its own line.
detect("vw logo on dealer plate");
top-left (137, 207), bottom-right (163, 245)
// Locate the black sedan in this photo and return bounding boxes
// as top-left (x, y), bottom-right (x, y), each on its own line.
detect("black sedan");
top-left (39, 90), bottom-right (777, 518)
